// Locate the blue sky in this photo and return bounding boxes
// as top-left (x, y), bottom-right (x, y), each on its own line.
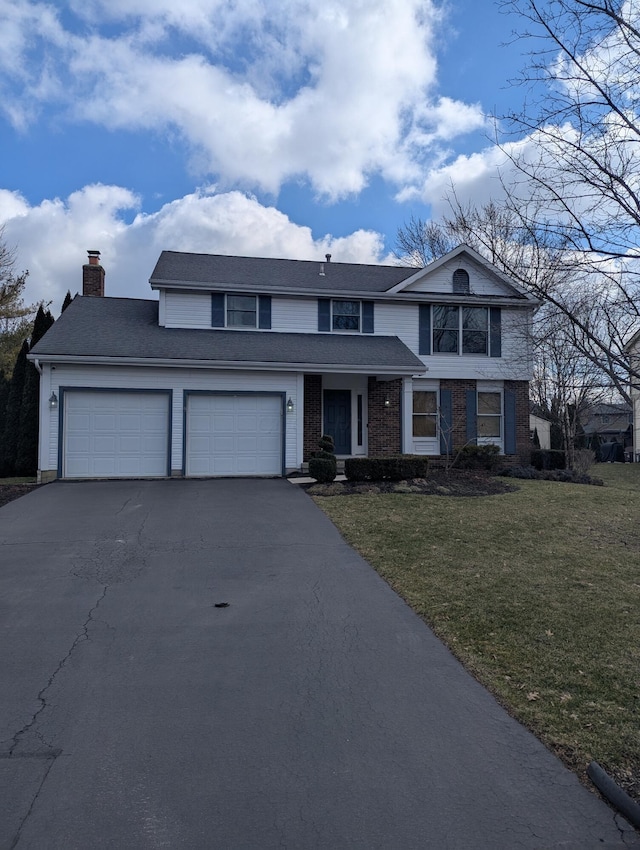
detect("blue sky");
top-left (0, 0), bottom-right (534, 308)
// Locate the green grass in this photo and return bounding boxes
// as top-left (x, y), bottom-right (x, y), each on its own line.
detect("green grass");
top-left (315, 464), bottom-right (640, 795)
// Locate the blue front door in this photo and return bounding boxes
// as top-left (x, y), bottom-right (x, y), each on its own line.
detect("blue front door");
top-left (324, 390), bottom-right (351, 455)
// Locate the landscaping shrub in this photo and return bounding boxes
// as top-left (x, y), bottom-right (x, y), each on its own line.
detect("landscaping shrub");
top-left (454, 444), bottom-right (501, 471)
top-left (531, 448), bottom-right (566, 470)
top-left (309, 434), bottom-right (337, 483)
top-left (345, 455), bottom-right (429, 482)
top-left (501, 465), bottom-right (604, 486)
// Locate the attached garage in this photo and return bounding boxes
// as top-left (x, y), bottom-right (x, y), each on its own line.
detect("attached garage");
top-left (186, 392), bottom-right (284, 477)
top-left (62, 390), bottom-right (171, 479)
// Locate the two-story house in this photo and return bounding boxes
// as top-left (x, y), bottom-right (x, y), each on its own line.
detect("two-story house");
top-left (29, 246), bottom-right (537, 481)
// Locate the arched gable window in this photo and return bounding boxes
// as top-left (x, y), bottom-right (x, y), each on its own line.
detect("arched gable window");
top-left (453, 268), bottom-right (470, 294)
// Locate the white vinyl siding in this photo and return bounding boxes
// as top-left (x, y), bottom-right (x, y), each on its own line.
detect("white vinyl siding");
top-left (186, 394), bottom-right (282, 476)
top-left (164, 291), bottom-right (212, 329)
top-left (401, 258), bottom-right (515, 297)
top-left (41, 364), bottom-right (299, 476)
top-left (63, 391), bottom-right (169, 478)
top-left (271, 297), bottom-right (317, 332)
top-left (164, 291), bottom-right (319, 333)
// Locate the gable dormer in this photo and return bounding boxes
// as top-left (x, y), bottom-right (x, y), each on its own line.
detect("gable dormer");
top-left (387, 245), bottom-right (530, 300)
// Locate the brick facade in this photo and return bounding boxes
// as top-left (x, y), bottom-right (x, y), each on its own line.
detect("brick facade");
top-left (301, 375), bottom-right (530, 467)
top-left (367, 377), bottom-right (402, 457)
top-left (440, 379), bottom-right (477, 454)
top-left (303, 374), bottom-right (322, 461)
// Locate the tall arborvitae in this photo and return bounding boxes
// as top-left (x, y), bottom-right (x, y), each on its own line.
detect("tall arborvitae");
top-left (1, 339), bottom-right (29, 477)
top-left (0, 370), bottom-right (10, 476)
top-left (16, 307), bottom-right (55, 476)
top-left (61, 290), bottom-right (73, 313)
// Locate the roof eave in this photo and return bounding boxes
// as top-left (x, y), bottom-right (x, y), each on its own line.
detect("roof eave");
top-left (151, 280), bottom-right (538, 306)
top-left (29, 353), bottom-right (425, 376)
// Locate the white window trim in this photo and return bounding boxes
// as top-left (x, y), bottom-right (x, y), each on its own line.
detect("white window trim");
top-left (226, 294), bottom-right (258, 329)
top-left (477, 383), bottom-right (503, 450)
top-left (331, 299), bottom-right (361, 333)
top-left (431, 304), bottom-right (490, 356)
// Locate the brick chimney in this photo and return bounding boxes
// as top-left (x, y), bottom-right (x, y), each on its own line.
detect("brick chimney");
top-left (83, 250), bottom-right (105, 296)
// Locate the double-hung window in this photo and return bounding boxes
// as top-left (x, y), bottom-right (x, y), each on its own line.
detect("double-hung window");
top-left (432, 306), bottom-right (459, 353)
top-left (477, 391), bottom-right (502, 438)
top-left (462, 307), bottom-right (488, 354)
top-left (332, 300), bottom-right (360, 331)
top-left (227, 295), bottom-right (257, 328)
top-left (412, 391), bottom-right (438, 438)
top-left (432, 306), bottom-right (489, 354)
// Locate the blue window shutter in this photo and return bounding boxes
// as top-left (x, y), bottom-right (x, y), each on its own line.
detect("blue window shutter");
top-left (211, 293), bottom-right (225, 327)
top-left (466, 389), bottom-right (477, 444)
top-left (490, 307), bottom-right (502, 357)
top-left (504, 390), bottom-right (517, 454)
top-left (439, 389), bottom-right (452, 455)
top-left (419, 305), bottom-right (431, 355)
top-left (362, 301), bottom-right (374, 334)
top-left (318, 298), bottom-right (330, 331)
top-left (258, 295), bottom-right (271, 329)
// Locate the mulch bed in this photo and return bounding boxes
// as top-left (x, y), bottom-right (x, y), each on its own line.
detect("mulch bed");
top-left (303, 470), bottom-right (518, 497)
top-left (0, 484), bottom-right (41, 509)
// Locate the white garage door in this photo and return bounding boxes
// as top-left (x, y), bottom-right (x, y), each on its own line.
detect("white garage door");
top-left (186, 394), bottom-right (282, 477)
top-left (63, 391), bottom-right (170, 478)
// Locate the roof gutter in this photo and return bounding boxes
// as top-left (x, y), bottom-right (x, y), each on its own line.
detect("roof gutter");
top-left (27, 353), bottom-right (425, 376)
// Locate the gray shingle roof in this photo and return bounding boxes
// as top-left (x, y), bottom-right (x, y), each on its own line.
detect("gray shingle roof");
top-left (30, 296), bottom-right (425, 373)
top-left (150, 251), bottom-right (416, 294)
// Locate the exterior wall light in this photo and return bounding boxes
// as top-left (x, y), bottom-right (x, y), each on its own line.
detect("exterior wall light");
top-left (286, 397), bottom-right (294, 413)
top-left (49, 391), bottom-right (58, 411)
top-left (384, 397), bottom-right (391, 408)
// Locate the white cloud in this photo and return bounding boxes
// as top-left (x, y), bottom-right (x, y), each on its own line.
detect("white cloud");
top-left (0, 0), bottom-right (489, 199)
top-left (0, 185), bottom-right (387, 311)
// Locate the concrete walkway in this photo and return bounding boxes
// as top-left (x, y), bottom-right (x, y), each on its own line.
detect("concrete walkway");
top-left (0, 479), bottom-right (637, 849)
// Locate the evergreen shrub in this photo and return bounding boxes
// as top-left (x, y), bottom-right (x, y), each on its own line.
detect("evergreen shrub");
top-left (345, 455), bottom-right (429, 482)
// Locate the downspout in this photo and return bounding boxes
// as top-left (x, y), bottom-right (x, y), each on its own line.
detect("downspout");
top-left (34, 358), bottom-right (43, 376)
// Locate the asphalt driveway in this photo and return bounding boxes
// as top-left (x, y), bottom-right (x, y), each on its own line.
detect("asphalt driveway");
top-left (0, 479), bottom-right (637, 849)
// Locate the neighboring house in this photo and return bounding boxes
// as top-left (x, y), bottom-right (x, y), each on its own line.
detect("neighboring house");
top-left (29, 245), bottom-right (538, 481)
top-left (625, 330), bottom-right (640, 460)
top-left (579, 402), bottom-right (633, 451)
top-left (529, 403), bottom-right (552, 450)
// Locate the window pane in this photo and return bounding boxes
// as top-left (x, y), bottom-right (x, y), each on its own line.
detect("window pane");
top-left (413, 415), bottom-right (436, 437)
top-left (227, 295), bottom-right (256, 311)
top-left (478, 416), bottom-right (501, 437)
top-left (433, 305), bottom-right (459, 329)
top-left (462, 331), bottom-right (488, 354)
top-left (333, 300), bottom-right (360, 315)
top-left (433, 329), bottom-right (458, 353)
top-left (333, 315), bottom-right (360, 330)
top-left (227, 295), bottom-right (256, 327)
top-left (332, 300), bottom-right (360, 331)
top-left (478, 392), bottom-right (501, 415)
top-left (228, 310), bottom-right (257, 327)
top-left (463, 307), bottom-right (488, 330)
top-left (413, 391), bottom-right (437, 414)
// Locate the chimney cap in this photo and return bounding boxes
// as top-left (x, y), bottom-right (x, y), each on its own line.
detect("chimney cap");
top-left (325, 253), bottom-right (331, 263)
top-left (87, 250), bottom-right (101, 266)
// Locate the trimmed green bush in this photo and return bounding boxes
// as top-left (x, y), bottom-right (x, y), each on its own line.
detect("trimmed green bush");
top-left (531, 448), bottom-right (566, 470)
top-left (308, 456), bottom-right (337, 483)
top-left (454, 444), bottom-right (501, 471)
top-left (345, 455), bottom-right (429, 482)
top-left (309, 433), bottom-right (337, 483)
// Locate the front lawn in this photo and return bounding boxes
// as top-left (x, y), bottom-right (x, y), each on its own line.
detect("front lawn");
top-left (315, 463), bottom-right (640, 800)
